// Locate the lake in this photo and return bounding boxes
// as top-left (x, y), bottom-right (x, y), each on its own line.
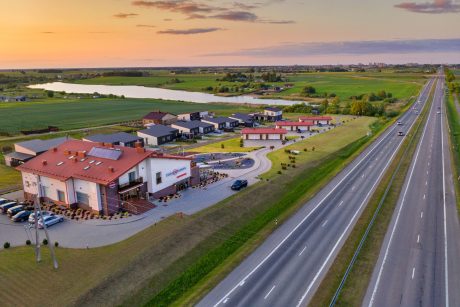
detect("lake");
top-left (28, 82), bottom-right (304, 106)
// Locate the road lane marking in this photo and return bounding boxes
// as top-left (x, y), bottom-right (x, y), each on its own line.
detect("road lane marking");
top-left (321, 220), bottom-right (328, 227)
top-left (362, 174), bottom-right (365, 178)
top-left (223, 298), bottom-right (229, 304)
top-left (417, 234), bottom-right (420, 243)
top-left (338, 200), bottom-right (344, 208)
top-left (352, 186), bottom-right (355, 191)
top-left (423, 194), bottom-right (426, 200)
top-left (421, 211), bottom-right (424, 219)
top-left (368, 80), bottom-right (436, 307)
top-left (239, 280), bottom-right (245, 286)
top-left (427, 170), bottom-right (429, 175)
top-left (212, 82), bottom-right (429, 307)
top-left (299, 246), bottom-right (307, 256)
top-left (412, 267), bottom-right (415, 280)
top-left (426, 181), bottom-right (428, 186)
top-left (264, 285), bottom-right (276, 300)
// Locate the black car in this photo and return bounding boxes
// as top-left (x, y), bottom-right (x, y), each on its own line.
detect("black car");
top-left (11, 210), bottom-right (32, 222)
top-left (0, 201), bottom-right (17, 214)
top-left (7, 204), bottom-right (24, 217)
top-left (231, 179), bottom-right (248, 191)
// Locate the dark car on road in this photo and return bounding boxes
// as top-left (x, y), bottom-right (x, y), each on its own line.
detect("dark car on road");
top-left (0, 201), bottom-right (17, 214)
top-left (11, 210), bottom-right (32, 222)
top-left (398, 131), bottom-right (405, 136)
top-left (231, 179), bottom-right (248, 191)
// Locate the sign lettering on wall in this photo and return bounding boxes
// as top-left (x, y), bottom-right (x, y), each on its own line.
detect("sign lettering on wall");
top-left (166, 166), bottom-right (187, 177)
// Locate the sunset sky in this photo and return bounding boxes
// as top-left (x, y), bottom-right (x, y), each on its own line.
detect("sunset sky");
top-left (1, 0), bottom-right (459, 68)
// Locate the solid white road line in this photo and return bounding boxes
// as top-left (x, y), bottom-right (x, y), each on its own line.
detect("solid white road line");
top-left (368, 79), bottom-right (436, 307)
top-left (264, 285), bottom-right (276, 300)
top-left (212, 80), bottom-right (433, 307)
top-left (299, 246), bottom-right (307, 256)
top-left (441, 80), bottom-right (450, 307)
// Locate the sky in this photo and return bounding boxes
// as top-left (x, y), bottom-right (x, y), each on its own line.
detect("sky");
top-left (0, 0), bottom-right (459, 68)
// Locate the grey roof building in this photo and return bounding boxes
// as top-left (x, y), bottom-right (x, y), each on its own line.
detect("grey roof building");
top-left (201, 117), bottom-right (239, 129)
top-left (137, 125), bottom-right (179, 146)
top-left (83, 132), bottom-right (143, 148)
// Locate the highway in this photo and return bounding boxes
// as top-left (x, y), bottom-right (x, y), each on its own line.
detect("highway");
top-left (364, 75), bottom-right (460, 306)
top-left (198, 78), bottom-right (435, 307)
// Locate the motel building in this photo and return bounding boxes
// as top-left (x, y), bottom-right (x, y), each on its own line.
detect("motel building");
top-left (241, 128), bottom-right (287, 141)
top-left (275, 121), bottom-right (314, 131)
top-left (298, 116), bottom-right (333, 125)
top-left (17, 140), bottom-right (199, 215)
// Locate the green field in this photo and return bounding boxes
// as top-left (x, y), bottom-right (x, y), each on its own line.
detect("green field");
top-left (0, 98), bottom-right (259, 135)
top-left (75, 71), bottom-right (426, 101)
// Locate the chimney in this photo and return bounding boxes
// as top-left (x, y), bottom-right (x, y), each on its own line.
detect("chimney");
top-left (77, 151), bottom-right (86, 158)
top-left (52, 147), bottom-right (58, 152)
top-left (64, 149), bottom-right (70, 155)
top-left (134, 141), bottom-right (142, 148)
top-left (42, 160), bottom-right (47, 166)
top-left (74, 157), bottom-right (78, 163)
top-left (108, 166), bottom-right (115, 173)
top-left (157, 152), bottom-right (163, 157)
top-left (136, 147), bottom-right (145, 153)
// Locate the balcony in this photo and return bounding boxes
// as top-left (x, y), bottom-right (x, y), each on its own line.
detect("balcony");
top-left (118, 177), bottom-right (144, 192)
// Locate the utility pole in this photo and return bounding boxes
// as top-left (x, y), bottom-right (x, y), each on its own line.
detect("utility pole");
top-left (34, 180), bottom-right (59, 269)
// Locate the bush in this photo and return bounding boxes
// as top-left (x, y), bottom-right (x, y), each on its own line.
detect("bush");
top-left (26, 239), bottom-right (31, 245)
top-left (277, 170), bottom-right (282, 174)
top-left (4, 242), bottom-right (10, 249)
top-left (42, 239), bottom-right (48, 245)
top-left (54, 242), bottom-right (59, 247)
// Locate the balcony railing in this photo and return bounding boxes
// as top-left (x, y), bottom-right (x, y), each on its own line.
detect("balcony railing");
top-left (118, 177), bottom-right (143, 191)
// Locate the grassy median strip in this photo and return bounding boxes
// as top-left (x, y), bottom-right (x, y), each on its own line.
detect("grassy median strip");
top-left (309, 80), bottom-right (434, 306)
top-left (445, 93), bottom-right (460, 208)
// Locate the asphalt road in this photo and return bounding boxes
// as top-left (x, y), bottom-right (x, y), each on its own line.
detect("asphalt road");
top-left (198, 79), bottom-right (436, 307)
top-left (364, 75), bottom-right (460, 307)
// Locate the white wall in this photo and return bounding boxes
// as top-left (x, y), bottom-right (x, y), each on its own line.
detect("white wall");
top-left (40, 176), bottom-right (68, 202)
top-left (73, 179), bottom-right (101, 211)
top-left (147, 158), bottom-right (191, 193)
top-left (137, 132), bottom-right (159, 146)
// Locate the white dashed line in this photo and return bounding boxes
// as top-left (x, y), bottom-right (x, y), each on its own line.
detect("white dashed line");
top-left (321, 220), bottom-right (328, 228)
top-left (264, 285), bottom-right (276, 300)
top-left (338, 200), bottom-right (344, 208)
top-left (421, 211), bottom-right (424, 219)
top-left (299, 246), bottom-right (307, 256)
top-left (412, 267), bottom-right (415, 280)
top-left (423, 194), bottom-right (426, 200)
top-left (417, 234), bottom-right (420, 243)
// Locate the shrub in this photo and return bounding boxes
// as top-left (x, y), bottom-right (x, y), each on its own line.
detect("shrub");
top-left (42, 239), bottom-right (48, 245)
top-left (4, 242), bottom-right (10, 249)
top-left (26, 240), bottom-right (31, 245)
top-left (221, 144), bottom-right (225, 149)
top-left (54, 242), bottom-right (59, 247)
top-left (304, 148), bottom-right (307, 152)
top-left (277, 170), bottom-right (282, 174)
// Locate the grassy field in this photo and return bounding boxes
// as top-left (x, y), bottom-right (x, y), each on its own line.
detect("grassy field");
top-left (262, 115), bottom-right (376, 179)
top-left (0, 112), bottom-right (377, 307)
top-left (0, 98), bottom-right (259, 135)
top-left (193, 137), bottom-right (261, 153)
top-left (75, 71), bottom-right (426, 101)
top-left (445, 93), bottom-right (460, 208)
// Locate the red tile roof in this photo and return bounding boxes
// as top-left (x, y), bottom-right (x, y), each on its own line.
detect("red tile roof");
top-left (275, 121), bottom-right (314, 126)
top-left (299, 116), bottom-right (333, 121)
top-left (241, 128), bottom-right (287, 134)
top-left (16, 140), bottom-right (189, 186)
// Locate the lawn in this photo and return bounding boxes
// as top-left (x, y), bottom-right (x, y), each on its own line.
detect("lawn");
top-left (0, 162), bottom-right (22, 192)
top-left (0, 113), bottom-right (379, 307)
top-left (0, 98), bottom-right (259, 135)
top-left (262, 115), bottom-right (377, 178)
top-left (193, 137), bottom-right (261, 153)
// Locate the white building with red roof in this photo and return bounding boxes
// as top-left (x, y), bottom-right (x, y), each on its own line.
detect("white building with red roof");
top-left (17, 140), bottom-right (199, 215)
top-left (275, 121), bottom-right (314, 131)
top-left (298, 116), bottom-right (333, 125)
top-left (241, 128), bottom-right (287, 141)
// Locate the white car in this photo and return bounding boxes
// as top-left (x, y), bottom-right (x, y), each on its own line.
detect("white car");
top-left (397, 121), bottom-right (403, 126)
top-left (38, 215), bottom-right (64, 229)
top-left (437, 111), bottom-right (441, 114)
top-left (28, 211), bottom-right (52, 224)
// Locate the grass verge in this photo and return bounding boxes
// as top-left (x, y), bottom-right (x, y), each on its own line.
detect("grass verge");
top-left (445, 93), bottom-right (460, 208)
top-left (309, 79), bottom-right (434, 306)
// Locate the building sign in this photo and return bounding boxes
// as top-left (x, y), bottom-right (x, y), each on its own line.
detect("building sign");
top-left (166, 166), bottom-right (187, 177)
top-left (108, 182), bottom-right (117, 189)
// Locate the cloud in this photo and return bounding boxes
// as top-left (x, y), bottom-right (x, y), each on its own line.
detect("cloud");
top-left (113, 12), bottom-right (139, 18)
top-left (41, 31), bottom-right (55, 34)
top-left (210, 11), bottom-right (258, 21)
top-left (233, 2), bottom-right (259, 10)
top-left (203, 38), bottom-right (460, 57)
top-left (394, 0), bottom-right (460, 13)
top-left (132, 0), bottom-right (223, 14)
top-left (261, 19), bottom-right (296, 24)
top-left (136, 24), bottom-right (156, 28)
top-left (157, 27), bottom-right (223, 35)
top-left (164, 18), bottom-right (172, 21)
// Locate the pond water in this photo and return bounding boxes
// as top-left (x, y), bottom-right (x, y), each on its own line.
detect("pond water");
top-left (29, 82), bottom-right (303, 106)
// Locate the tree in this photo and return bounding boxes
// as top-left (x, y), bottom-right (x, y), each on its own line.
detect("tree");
top-left (302, 85), bottom-right (316, 95)
top-left (46, 91), bottom-right (54, 98)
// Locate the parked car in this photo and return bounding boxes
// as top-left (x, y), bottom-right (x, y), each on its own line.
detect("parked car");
top-left (7, 204), bottom-right (24, 217)
top-left (28, 211), bottom-right (53, 224)
top-left (0, 198), bottom-right (10, 205)
top-left (38, 215), bottom-right (64, 229)
top-left (11, 210), bottom-right (32, 222)
top-left (0, 201), bottom-right (17, 214)
top-left (231, 179), bottom-right (248, 191)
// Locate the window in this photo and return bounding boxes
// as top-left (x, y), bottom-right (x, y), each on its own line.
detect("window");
top-left (128, 171), bottom-right (136, 182)
top-left (156, 172), bottom-right (162, 184)
top-left (76, 192), bottom-right (89, 205)
top-left (57, 190), bottom-right (65, 202)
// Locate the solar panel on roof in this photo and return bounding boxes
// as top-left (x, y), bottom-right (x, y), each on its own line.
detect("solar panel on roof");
top-left (88, 147), bottom-right (122, 160)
